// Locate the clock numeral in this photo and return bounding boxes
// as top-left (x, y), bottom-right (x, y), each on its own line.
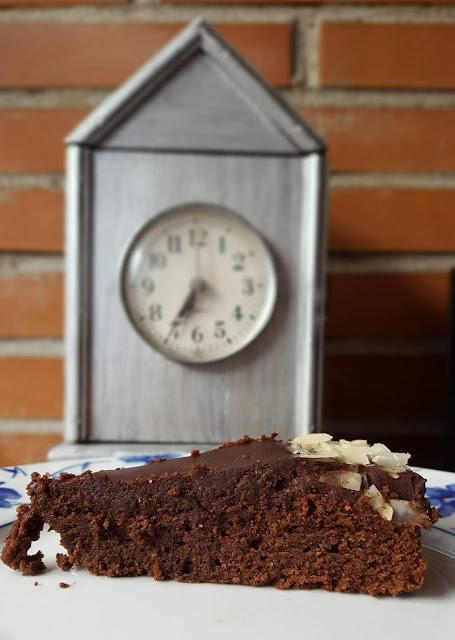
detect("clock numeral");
top-left (189, 228), bottom-right (208, 248)
top-left (242, 278), bottom-right (255, 296)
top-left (232, 252), bottom-right (245, 271)
top-left (164, 320), bottom-right (180, 344)
top-left (141, 277), bottom-right (155, 295)
top-left (219, 236), bottom-right (226, 254)
top-left (232, 305), bottom-right (243, 321)
top-left (214, 320), bottom-right (226, 339)
top-left (148, 252), bottom-right (167, 270)
top-left (149, 303), bottom-right (163, 321)
top-left (191, 326), bottom-right (204, 344)
top-left (167, 235), bottom-right (181, 253)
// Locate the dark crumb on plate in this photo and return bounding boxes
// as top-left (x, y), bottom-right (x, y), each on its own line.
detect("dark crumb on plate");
top-left (59, 582), bottom-right (70, 589)
top-left (56, 553), bottom-right (73, 571)
top-left (33, 581), bottom-right (39, 586)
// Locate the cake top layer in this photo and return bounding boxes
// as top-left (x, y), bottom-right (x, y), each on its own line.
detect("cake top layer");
top-left (99, 435), bottom-right (423, 503)
top-left (103, 436), bottom-right (291, 480)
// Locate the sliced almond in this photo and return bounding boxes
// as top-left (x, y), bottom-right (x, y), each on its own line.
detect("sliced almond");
top-left (365, 485), bottom-right (393, 521)
top-left (290, 434), bottom-right (410, 474)
top-left (320, 471), bottom-right (362, 491)
top-left (292, 433), bottom-right (333, 447)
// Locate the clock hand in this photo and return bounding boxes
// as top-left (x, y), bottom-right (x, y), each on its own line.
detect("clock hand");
top-left (176, 286), bottom-right (197, 319)
top-left (163, 279), bottom-right (207, 345)
top-left (178, 278), bottom-right (211, 316)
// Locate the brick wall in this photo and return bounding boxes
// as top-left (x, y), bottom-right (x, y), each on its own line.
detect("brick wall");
top-left (1, 0), bottom-right (455, 463)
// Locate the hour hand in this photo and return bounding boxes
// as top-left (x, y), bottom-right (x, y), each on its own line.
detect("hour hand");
top-left (176, 278), bottom-right (208, 319)
top-left (176, 287), bottom-right (197, 319)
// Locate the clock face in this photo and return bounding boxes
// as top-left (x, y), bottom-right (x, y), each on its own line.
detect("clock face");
top-left (121, 203), bottom-right (277, 363)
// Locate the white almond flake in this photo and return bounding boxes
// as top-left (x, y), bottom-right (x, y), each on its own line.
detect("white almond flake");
top-left (320, 471), bottom-right (362, 491)
top-left (340, 447), bottom-right (370, 465)
top-left (394, 453), bottom-right (411, 467)
top-left (369, 443), bottom-right (392, 456)
top-left (365, 485), bottom-right (393, 521)
top-left (390, 499), bottom-right (418, 525)
top-left (372, 453), bottom-right (410, 474)
top-left (290, 434), bottom-right (410, 474)
top-left (292, 433), bottom-right (333, 447)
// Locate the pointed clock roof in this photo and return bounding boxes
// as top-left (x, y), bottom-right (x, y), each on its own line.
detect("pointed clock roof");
top-left (67, 18), bottom-right (324, 155)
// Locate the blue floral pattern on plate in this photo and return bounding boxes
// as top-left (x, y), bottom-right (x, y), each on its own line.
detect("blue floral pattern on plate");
top-left (426, 483), bottom-right (455, 518)
top-left (116, 454), bottom-right (178, 464)
top-left (1, 467), bottom-right (26, 480)
top-left (0, 482), bottom-right (22, 509)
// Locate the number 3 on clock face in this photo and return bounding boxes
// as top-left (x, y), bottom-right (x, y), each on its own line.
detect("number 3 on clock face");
top-left (120, 203), bottom-right (277, 364)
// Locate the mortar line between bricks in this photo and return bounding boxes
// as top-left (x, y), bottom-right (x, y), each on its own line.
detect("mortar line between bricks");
top-left (0, 175), bottom-right (64, 189)
top-left (4, 88), bottom-right (455, 109)
top-left (285, 89), bottom-right (455, 108)
top-left (329, 174), bottom-right (455, 188)
top-left (3, 173), bottom-right (455, 190)
top-left (0, 338), bottom-right (63, 357)
top-left (0, 90), bottom-right (110, 108)
top-left (0, 255), bottom-right (64, 276)
top-left (0, 419), bottom-right (63, 434)
top-left (298, 12), bottom-right (318, 89)
top-left (2, 5), bottom-right (455, 24)
top-left (3, 253), bottom-right (455, 275)
top-left (0, 6), bottom-right (303, 24)
top-left (328, 254), bottom-right (455, 273)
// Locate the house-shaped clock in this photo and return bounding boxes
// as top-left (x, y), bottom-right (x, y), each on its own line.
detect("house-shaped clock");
top-left (54, 19), bottom-right (327, 459)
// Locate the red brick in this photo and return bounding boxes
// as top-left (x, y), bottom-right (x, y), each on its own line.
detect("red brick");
top-left (0, 274), bottom-right (63, 338)
top-left (0, 358), bottom-right (63, 419)
top-left (303, 106), bottom-right (455, 173)
top-left (0, 188), bottom-right (63, 252)
top-left (324, 355), bottom-right (446, 419)
top-left (321, 23), bottom-right (455, 90)
top-left (0, 108), bottom-right (87, 173)
top-left (330, 188), bottom-right (455, 252)
top-left (327, 273), bottom-right (449, 338)
top-left (0, 23), bottom-right (291, 89)
top-left (0, 433), bottom-right (62, 467)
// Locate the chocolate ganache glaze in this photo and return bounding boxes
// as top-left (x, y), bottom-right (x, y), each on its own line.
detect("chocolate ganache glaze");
top-left (99, 436), bottom-right (423, 502)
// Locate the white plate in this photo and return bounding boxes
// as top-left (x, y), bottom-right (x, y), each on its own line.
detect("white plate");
top-left (1, 458), bottom-right (455, 640)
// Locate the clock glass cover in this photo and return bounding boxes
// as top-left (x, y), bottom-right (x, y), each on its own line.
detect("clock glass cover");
top-left (121, 203), bottom-right (277, 363)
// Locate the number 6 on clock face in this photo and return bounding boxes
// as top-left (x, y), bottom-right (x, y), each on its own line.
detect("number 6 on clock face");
top-left (120, 203), bottom-right (278, 364)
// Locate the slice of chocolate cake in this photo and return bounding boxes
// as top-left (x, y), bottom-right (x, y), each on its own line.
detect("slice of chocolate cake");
top-left (1, 434), bottom-right (438, 595)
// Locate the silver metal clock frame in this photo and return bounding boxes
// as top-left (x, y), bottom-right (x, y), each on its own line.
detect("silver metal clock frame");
top-left (54, 19), bottom-right (327, 459)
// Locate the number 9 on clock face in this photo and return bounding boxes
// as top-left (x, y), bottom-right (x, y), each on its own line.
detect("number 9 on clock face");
top-left (121, 203), bottom-right (277, 363)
